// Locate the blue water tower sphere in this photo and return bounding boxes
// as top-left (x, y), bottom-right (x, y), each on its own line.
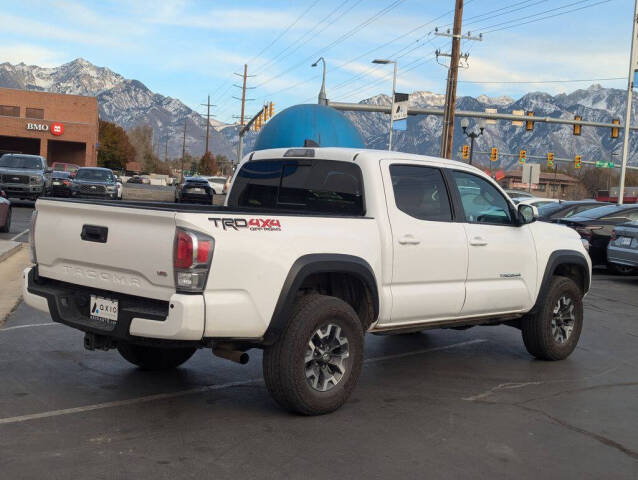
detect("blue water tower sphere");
top-left (253, 104), bottom-right (364, 151)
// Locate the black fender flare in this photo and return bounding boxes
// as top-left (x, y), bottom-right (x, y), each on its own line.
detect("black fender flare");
top-left (263, 254), bottom-right (379, 345)
top-left (530, 249), bottom-right (590, 313)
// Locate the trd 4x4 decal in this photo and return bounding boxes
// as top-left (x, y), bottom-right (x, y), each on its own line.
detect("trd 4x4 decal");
top-left (209, 217), bottom-right (282, 231)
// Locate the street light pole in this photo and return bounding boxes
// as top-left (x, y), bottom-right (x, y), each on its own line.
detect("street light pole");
top-left (372, 59), bottom-right (397, 151)
top-left (312, 57), bottom-right (327, 105)
top-left (619, 0), bottom-right (638, 205)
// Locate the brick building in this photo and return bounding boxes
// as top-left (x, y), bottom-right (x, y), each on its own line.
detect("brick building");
top-left (498, 169), bottom-right (580, 199)
top-left (0, 87), bottom-right (98, 166)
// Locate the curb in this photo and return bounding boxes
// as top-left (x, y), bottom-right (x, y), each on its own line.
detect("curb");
top-left (0, 241), bottom-right (23, 263)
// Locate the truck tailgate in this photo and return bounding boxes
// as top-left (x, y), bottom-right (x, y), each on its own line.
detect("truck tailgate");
top-left (34, 200), bottom-right (176, 301)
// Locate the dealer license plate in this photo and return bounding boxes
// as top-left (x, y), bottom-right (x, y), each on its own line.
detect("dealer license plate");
top-left (90, 295), bottom-right (119, 330)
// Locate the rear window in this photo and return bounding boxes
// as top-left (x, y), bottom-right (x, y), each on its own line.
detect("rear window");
top-left (228, 159), bottom-right (364, 216)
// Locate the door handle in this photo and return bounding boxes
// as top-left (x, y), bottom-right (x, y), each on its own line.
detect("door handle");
top-left (398, 234), bottom-right (420, 245)
top-left (469, 236), bottom-right (488, 246)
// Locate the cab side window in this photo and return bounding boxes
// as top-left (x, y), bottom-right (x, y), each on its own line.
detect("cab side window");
top-left (390, 165), bottom-right (452, 222)
top-left (451, 170), bottom-right (514, 225)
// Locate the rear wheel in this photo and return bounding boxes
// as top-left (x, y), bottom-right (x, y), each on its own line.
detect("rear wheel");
top-left (607, 261), bottom-right (636, 275)
top-left (521, 276), bottom-right (583, 361)
top-left (117, 342), bottom-right (197, 370)
top-left (0, 207), bottom-right (10, 233)
top-left (263, 294), bottom-right (364, 415)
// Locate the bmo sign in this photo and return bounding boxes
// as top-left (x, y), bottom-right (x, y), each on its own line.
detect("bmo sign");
top-left (25, 122), bottom-right (64, 136)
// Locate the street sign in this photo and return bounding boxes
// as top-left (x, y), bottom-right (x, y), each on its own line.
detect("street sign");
top-left (392, 118), bottom-right (407, 131)
top-left (392, 92), bottom-right (409, 121)
top-left (485, 108), bottom-right (497, 124)
top-left (596, 161), bottom-right (616, 168)
top-left (512, 109), bottom-right (524, 127)
top-left (522, 163), bottom-right (540, 186)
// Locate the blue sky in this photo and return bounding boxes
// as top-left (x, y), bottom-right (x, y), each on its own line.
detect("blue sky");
top-left (1, 0), bottom-right (632, 123)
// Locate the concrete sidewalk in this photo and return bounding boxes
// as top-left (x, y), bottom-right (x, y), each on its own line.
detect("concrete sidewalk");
top-left (0, 242), bottom-right (30, 325)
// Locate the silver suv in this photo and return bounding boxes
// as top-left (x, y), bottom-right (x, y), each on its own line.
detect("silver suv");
top-left (0, 154), bottom-right (48, 200)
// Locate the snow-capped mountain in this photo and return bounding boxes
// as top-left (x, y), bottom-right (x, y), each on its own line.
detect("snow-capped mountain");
top-left (0, 59), bottom-right (234, 159)
top-left (344, 85), bottom-right (637, 170)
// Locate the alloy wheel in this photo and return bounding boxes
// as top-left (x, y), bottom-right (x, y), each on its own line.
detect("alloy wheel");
top-left (304, 323), bottom-right (350, 392)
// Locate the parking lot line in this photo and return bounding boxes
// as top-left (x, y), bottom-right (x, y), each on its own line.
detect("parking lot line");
top-left (0, 339), bottom-right (484, 426)
top-left (9, 229), bottom-right (29, 242)
top-left (0, 322), bottom-right (60, 332)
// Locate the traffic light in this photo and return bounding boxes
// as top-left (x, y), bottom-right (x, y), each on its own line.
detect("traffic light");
top-left (255, 114), bottom-right (262, 131)
top-left (462, 144), bottom-right (470, 159)
top-left (526, 111), bottom-right (534, 131)
top-left (490, 147), bottom-right (498, 162)
top-left (611, 119), bottom-right (620, 139)
top-left (574, 155), bottom-right (582, 169)
top-left (268, 102), bottom-right (275, 118)
top-left (519, 149), bottom-right (526, 164)
top-left (547, 152), bottom-right (554, 168)
top-left (573, 115), bottom-right (582, 136)
top-left (263, 105), bottom-right (269, 122)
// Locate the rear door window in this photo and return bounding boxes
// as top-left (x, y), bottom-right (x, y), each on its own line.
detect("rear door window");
top-left (389, 165), bottom-right (452, 222)
top-left (229, 159), bottom-right (364, 215)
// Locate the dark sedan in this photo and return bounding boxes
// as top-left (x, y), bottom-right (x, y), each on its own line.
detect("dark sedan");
top-left (70, 167), bottom-right (119, 200)
top-left (607, 222), bottom-right (638, 274)
top-left (47, 171), bottom-right (72, 197)
top-left (537, 200), bottom-right (609, 222)
top-left (178, 177), bottom-right (214, 204)
top-left (558, 204), bottom-right (638, 272)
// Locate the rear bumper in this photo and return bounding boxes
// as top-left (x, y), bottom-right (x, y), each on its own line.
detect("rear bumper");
top-left (23, 266), bottom-right (205, 343)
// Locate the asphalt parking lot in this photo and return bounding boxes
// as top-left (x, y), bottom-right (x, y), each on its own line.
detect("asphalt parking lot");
top-left (0, 270), bottom-right (636, 479)
top-left (0, 200), bottom-right (34, 243)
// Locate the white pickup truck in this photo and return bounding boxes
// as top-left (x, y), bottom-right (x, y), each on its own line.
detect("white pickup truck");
top-left (23, 147), bottom-right (591, 415)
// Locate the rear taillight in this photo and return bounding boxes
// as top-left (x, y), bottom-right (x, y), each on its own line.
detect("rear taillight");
top-left (28, 210), bottom-right (38, 264)
top-left (173, 228), bottom-right (214, 292)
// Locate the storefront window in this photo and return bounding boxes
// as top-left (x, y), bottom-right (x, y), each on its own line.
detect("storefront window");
top-left (0, 105), bottom-right (19, 117)
top-left (25, 108), bottom-right (44, 119)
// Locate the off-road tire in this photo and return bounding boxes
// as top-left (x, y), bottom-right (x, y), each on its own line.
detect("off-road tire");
top-left (521, 276), bottom-right (583, 361)
top-left (0, 207), bottom-right (10, 233)
top-left (117, 342), bottom-right (197, 370)
top-left (607, 261), bottom-right (636, 276)
top-left (263, 294), bottom-right (364, 415)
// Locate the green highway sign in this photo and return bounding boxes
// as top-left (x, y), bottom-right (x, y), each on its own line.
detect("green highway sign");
top-left (595, 161), bottom-right (615, 168)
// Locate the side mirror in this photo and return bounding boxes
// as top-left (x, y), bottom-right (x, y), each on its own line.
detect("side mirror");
top-left (69, 171), bottom-right (76, 178)
top-left (45, 167), bottom-right (53, 174)
top-left (518, 204), bottom-right (538, 225)
top-left (0, 190), bottom-right (6, 199)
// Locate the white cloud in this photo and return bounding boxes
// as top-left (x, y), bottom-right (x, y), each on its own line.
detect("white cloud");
top-left (0, 44), bottom-right (66, 67)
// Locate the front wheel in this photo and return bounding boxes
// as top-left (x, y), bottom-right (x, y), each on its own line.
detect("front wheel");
top-left (607, 261), bottom-right (636, 276)
top-left (117, 342), bottom-right (197, 370)
top-left (521, 276), bottom-right (583, 361)
top-left (263, 294), bottom-right (364, 415)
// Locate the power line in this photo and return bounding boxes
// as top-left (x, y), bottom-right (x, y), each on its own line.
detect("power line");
top-left (246, 0), bottom-right (321, 66)
top-left (457, 77), bottom-right (625, 84)
top-left (476, 0), bottom-right (613, 34)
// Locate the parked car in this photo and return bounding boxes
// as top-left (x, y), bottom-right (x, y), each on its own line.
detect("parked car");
top-left (70, 167), bottom-right (119, 200)
top-left (25, 147), bottom-right (591, 415)
top-left (537, 200), bottom-right (610, 222)
top-left (504, 189), bottom-right (534, 200)
top-left (177, 176), bottom-right (214, 204)
top-left (47, 171), bottom-right (72, 197)
top-left (50, 162), bottom-right (79, 173)
top-left (0, 153), bottom-right (47, 200)
top-left (607, 222), bottom-right (638, 274)
top-left (203, 176), bottom-right (227, 194)
top-left (0, 190), bottom-right (10, 233)
top-left (126, 175), bottom-right (144, 184)
top-left (558, 204), bottom-right (638, 273)
top-left (516, 197), bottom-right (560, 208)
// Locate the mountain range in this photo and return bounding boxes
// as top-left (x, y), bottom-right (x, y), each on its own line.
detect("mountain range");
top-left (0, 58), bottom-right (634, 171)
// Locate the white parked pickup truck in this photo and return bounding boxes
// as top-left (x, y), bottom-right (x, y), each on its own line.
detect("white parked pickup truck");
top-left (24, 147), bottom-right (591, 415)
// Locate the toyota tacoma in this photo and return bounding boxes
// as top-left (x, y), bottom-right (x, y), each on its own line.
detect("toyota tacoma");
top-left (23, 147), bottom-right (591, 415)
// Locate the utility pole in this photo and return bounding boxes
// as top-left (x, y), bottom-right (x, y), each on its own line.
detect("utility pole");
top-left (233, 64), bottom-right (256, 126)
top-left (619, 0), bottom-right (638, 205)
top-left (200, 95), bottom-right (216, 156)
top-left (181, 118), bottom-right (187, 183)
top-left (436, 1), bottom-right (482, 159)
